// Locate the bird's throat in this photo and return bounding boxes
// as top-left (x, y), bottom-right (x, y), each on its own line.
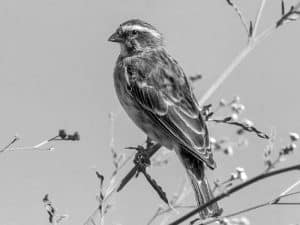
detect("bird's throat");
top-left (119, 44), bottom-right (129, 57)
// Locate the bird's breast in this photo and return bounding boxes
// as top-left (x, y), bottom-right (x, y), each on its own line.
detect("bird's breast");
top-left (113, 58), bottom-right (173, 149)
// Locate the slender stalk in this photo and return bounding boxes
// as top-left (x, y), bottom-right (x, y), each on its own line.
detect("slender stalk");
top-left (201, 203), bottom-right (268, 225)
top-left (252, 0), bottom-right (267, 38)
top-left (198, 9), bottom-right (277, 106)
top-left (0, 135), bottom-right (19, 153)
top-left (147, 179), bottom-right (192, 225)
top-left (168, 164), bottom-right (300, 225)
top-left (226, 0), bottom-right (249, 36)
top-left (201, 182), bottom-right (300, 225)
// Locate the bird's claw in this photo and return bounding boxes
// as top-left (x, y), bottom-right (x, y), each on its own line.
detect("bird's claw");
top-left (134, 148), bottom-right (151, 173)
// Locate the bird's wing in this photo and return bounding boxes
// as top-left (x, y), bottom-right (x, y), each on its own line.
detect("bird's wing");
top-left (124, 50), bottom-right (215, 168)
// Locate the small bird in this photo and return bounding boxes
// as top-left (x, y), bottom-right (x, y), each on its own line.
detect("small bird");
top-left (108, 19), bottom-right (221, 219)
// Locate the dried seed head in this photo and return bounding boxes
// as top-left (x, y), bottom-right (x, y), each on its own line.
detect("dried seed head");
top-left (230, 113), bottom-right (239, 121)
top-left (280, 143), bottom-right (297, 155)
top-left (233, 96), bottom-right (240, 103)
top-left (231, 217), bottom-right (250, 225)
top-left (243, 119), bottom-right (254, 127)
top-left (14, 134), bottom-right (20, 141)
top-left (235, 167), bottom-right (248, 182)
top-left (231, 103), bottom-right (245, 114)
top-left (224, 146), bottom-right (234, 156)
top-left (289, 132), bottom-right (299, 142)
top-left (218, 218), bottom-right (231, 225)
top-left (219, 99), bottom-right (227, 107)
top-left (240, 217), bottom-right (250, 225)
top-left (58, 129), bottom-right (67, 139)
top-left (210, 137), bottom-right (217, 144)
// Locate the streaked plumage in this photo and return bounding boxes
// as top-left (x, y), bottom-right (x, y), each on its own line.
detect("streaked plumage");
top-left (109, 19), bottom-right (221, 219)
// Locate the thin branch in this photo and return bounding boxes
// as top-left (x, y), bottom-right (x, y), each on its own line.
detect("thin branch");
top-left (43, 194), bottom-right (69, 225)
top-left (147, 179), bottom-right (192, 225)
top-left (272, 179), bottom-right (300, 203)
top-left (168, 164), bottom-right (300, 225)
top-left (210, 117), bottom-right (269, 139)
top-left (198, 0), bottom-right (300, 106)
top-left (252, 0), bottom-right (267, 38)
top-left (1, 130), bottom-right (79, 153)
top-left (0, 135), bottom-right (19, 153)
top-left (148, 206), bottom-right (195, 225)
top-left (83, 150), bottom-right (136, 225)
top-left (276, 2), bottom-right (300, 27)
top-left (201, 179), bottom-right (300, 225)
top-left (198, 25), bottom-right (273, 106)
top-left (226, 0), bottom-right (250, 36)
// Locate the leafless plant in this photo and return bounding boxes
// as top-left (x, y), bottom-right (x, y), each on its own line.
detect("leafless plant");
top-left (43, 194), bottom-right (69, 225)
top-left (39, 1), bottom-right (300, 225)
top-left (0, 129), bottom-right (79, 154)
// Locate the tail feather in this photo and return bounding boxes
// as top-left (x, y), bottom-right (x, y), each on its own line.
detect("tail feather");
top-left (178, 150), bottom-right (222, 220)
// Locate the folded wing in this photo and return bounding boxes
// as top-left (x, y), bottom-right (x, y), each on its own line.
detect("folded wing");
top-left (125, 50), bottom-right (215, 169)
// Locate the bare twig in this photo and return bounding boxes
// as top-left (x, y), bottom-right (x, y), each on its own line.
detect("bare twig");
top-left (1, 130), bottom-right (79, 153)
top-left (210, 117), bottom-right (269, 139)
top-left (272, 179), bottom-right (300, 203)
top-left (198, 1), bottom-right (300, 106)
top-left (83, 127), bottom-right (138, 225)
top-left (0, 135), bottom-right (19, 153)
top-left (276, 2), bottom-right (300, 27)
top-left (84, 161), bottom-right (132, 225)
top-left (169, 164), bottom-right (300, 225)
top-left (190, 74), bottom-right (203, 82)
top-left (265, 136), bottom-right (298, 172)
top-left (147, 179), bottom-right (192, 225)
top-left (252, 0), bottom-right (267, 38)
top-left (43, 194), bottom-right (68, 225)
top-left (201, 179), bottom-right (300, 225)
top-left (225, 0), bottom-right (250, 36)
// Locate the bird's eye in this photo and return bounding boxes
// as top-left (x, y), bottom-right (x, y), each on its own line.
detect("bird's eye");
top-left (117, 29), bottom-right (123, 35)
top-left (132, 30), bottom-right (138, 35)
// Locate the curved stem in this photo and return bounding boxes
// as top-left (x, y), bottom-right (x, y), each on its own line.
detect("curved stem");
top-left (201, 190), bottom-right (300, 225)
top-left (198, 24), bottom-right (275, 106)
top-left (252, 0), bottom-right (267, 38)
top-left (168, 164), bottom-right (300, 225)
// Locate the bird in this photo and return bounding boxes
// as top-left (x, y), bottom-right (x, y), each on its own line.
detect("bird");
top-left (108, 19), bottom-right (222, 219)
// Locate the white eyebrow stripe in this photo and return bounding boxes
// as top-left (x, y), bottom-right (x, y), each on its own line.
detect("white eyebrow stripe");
top-left (122, 25), bottom-right (161, 38)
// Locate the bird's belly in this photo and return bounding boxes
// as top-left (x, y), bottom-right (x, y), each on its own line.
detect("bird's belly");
top-left (123, 96), bottom-right (174, 150)
top-left (115, 81), bottom-right (173, 149)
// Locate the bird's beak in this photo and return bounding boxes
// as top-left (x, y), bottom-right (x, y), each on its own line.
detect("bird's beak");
top-left (108, 31), bottom-right (123, 43)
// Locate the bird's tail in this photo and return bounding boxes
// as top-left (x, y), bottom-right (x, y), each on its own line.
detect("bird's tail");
top-left (178, 150), bottom-right (222, 220)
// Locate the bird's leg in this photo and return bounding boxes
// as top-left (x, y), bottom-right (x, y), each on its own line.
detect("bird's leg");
top-left (118, 139), bottom-right (168, 203)
top-left (146, 136), bottom-right (155, 149)
top-left (129, 137), bottom-right (156, 177)
top-left (117, 138), bottom-right (162, 192)
top-left (133, 137), bottom-right (153, 176)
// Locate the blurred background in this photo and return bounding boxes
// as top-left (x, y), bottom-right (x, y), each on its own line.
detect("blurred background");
top-left (0, 0), bottom-right (300, 224)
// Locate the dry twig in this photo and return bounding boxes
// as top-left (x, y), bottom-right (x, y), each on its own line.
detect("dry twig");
top-left (169, 164), bottom-right (300, 225)
top-left (199, 179), bottom-right (300, 225)
top-left (0, 129), bottom-right (79, 154)
top-left (43, 194), bottom-right (69, 225)
top-left (198, 0), bottom-right (300, 106)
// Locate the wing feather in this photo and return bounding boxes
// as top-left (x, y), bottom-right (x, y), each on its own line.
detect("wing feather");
top-left (125, 50), bottom-right (215, 168)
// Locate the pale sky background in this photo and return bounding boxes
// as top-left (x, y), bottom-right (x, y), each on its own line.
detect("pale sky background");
top-left (0, 0), bottom-right (300, 225)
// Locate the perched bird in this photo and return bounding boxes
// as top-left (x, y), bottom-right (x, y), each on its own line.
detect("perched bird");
top-left (108, 19), bottom-right (221, 219)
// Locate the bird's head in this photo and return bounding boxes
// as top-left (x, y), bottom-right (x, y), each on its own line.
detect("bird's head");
top-left (108, 19), bottom-right (163, 55)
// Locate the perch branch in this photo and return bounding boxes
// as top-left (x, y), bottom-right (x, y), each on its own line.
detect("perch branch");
top-left (200, 179), bottom-right (300, 225)
top-left (169, 164), bottom-right (300, 225)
